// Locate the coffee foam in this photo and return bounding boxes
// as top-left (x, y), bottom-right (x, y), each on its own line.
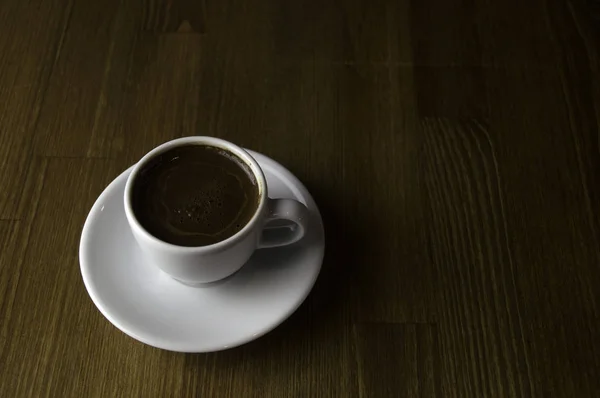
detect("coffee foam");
top-left (132, 144), bottom-right (259, 246)
top-left (164, 170), bottom-right (248, 238)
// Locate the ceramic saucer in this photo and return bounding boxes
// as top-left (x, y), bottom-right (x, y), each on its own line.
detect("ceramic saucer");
top-left (79, 150), bottom-right (324, 352)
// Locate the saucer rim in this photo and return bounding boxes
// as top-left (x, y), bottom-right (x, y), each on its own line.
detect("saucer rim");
top-left (79, 151), bottom-right (324, 352)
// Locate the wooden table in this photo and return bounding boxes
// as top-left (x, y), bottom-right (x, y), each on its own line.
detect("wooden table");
top-left (1, 0), bottom-right (599, 396)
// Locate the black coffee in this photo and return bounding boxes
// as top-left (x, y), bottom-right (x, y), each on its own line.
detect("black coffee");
top-left (131, 144), bottom-right (260, 246)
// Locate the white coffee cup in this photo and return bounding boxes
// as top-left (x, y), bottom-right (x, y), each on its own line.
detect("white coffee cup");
top-left (124, 136), bottom-right (309, 284)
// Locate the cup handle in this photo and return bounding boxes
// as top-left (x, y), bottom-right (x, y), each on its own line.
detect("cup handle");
top-left (258, 198), bottom-right (309, 249)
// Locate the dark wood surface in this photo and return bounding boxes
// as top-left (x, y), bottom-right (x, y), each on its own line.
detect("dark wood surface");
top-left (1, 0), bottom-right (600, 396)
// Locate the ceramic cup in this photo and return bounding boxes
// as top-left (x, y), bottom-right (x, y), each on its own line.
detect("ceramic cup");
top-left (124, 136), bottom-right (309, 284)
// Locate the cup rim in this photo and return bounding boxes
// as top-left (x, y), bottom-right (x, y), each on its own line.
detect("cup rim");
top-left (123, 136), bottom-right (268, 253)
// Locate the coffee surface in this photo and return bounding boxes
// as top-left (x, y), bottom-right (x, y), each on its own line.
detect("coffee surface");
top-left (131, 144), bottom-right (259, 246)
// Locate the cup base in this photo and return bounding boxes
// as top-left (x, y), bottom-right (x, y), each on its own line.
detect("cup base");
top-left (171, 268), bottom-right (241, 287)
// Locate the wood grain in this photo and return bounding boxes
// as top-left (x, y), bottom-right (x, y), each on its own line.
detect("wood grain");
top-left (422, 117), bottom-right (533, 397)
top-left (353, 323), bottom-right (439, 398)
top-left (141, 0), bottom-right (206, 33)
top-left (1, 0), bottom-right (600, 396)
top-left (0, 0), bottom-right (72, 218)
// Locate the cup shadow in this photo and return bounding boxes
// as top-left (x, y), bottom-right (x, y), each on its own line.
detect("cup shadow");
top-left (182, 181), bottom-right (369, 368)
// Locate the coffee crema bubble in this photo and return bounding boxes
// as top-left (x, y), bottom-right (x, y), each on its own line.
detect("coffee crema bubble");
top-left (131, 144), bottom-right (260, 247)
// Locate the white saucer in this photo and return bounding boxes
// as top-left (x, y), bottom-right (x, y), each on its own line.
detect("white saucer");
top-left (79, 151), bottom-right (324, 352)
